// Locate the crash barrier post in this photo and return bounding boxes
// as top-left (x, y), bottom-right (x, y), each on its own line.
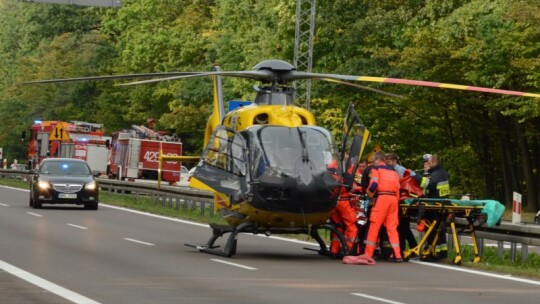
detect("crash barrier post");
top-left (477, 237), bottom-right (484, 256)
top-left (512, 192), bottom-right (522, 224)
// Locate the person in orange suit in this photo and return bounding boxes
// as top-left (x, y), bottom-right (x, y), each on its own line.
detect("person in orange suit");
top-left (364, 151), bottom-right (403, 262)
top-left (327, 160), bottom-right (358, 258)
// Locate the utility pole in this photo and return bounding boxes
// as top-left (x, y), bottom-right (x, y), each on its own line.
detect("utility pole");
top-left (293, 0), bottom-right (316, 109)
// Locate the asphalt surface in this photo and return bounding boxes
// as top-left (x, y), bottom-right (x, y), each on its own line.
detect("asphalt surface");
top-left (1, 185), bottom-right (540, 304)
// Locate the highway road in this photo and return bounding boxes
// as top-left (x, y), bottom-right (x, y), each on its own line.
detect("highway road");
top-left (1, 185), bottom-right (540, 304)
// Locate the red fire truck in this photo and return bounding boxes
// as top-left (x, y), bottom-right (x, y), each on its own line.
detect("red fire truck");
top-left (106, 125), bottom-right (183, 182)
top-left (26, 120), bottom-right (111, 172)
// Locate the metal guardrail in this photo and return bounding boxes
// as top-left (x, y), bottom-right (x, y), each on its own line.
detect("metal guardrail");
top-left (1, 168), bottom-right (538, 261)
top-left (96, 178), bottom-right (215, 216)
top-left (0, 168), bottom-right (32, 179)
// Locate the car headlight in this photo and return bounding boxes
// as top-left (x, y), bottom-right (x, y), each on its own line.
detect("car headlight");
top-left (38, 181), bottom-right (50, 190)
top-left (85, 182), bottom-right (97, 190)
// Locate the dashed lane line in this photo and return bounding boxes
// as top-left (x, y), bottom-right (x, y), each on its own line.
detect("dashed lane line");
top-left (211, 259), bottom-right (257, 270)
top-left (66, 223), bottom-right (88, 230)
top-left (123, 238), bottom-right (155, 246)
top-left (26, 212), bottom-right (42, 217)
top-left (0, 202), bottom-right (9, 207)
top-left (351, 293), bottom-right (406, 304)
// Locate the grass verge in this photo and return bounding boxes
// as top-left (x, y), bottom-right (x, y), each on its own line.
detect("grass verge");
top-left (447, 244), bottom-right (540, 279)
top-left (99, 190), bottom-right (225, 224)
top-left (1, 177), bottom-right (538, 279)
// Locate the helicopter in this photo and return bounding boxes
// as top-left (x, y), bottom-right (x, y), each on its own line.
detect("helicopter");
top-left (25, 59), bottom-right (540, 258)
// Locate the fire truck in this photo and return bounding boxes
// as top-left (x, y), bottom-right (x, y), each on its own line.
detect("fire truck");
top-left (106, 124), bottom-right (183, 182)
top-left (26, 120), bottom-right (111, 172)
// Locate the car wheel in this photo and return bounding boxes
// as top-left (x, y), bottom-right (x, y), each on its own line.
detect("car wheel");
top-left (33, 199), bottom-right (42, 209)
top-left (85, 202), bottom-right (98, 210)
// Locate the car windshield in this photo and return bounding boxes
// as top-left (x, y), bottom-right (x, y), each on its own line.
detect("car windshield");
top-left (40, 161), bottom-right (91, 176)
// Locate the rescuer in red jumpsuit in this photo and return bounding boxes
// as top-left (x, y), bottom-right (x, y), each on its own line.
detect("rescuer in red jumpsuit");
top-left (328, 160), bottom-right (358, 257)
top-left (364, 151), bottom-right (403, 262)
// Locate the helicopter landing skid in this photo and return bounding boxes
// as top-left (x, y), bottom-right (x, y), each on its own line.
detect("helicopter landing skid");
top-left (184, 222), bottom-right (256, 258)
top-left (303, 223), bottom-right (349, 258)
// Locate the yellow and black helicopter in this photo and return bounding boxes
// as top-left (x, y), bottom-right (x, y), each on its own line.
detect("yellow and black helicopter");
top-left (26, 59), bottom-right (540, 258)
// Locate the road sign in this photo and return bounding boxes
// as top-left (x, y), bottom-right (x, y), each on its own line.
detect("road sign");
top-left (49, 122), bottom-right (70, 141)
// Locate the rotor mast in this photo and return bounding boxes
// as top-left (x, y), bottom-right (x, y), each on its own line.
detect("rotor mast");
top-left (293, 0), bottom-right (316, 110)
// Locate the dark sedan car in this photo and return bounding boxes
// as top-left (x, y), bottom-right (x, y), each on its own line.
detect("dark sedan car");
top-left (30, 158), bottom-right (99, 210)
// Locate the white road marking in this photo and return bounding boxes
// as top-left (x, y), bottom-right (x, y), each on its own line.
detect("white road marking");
top-left (123, 238), bottom-right (155, 246)
top-left (211, 259), bottom-right (257, 270)
top-left (0, 185), bottom-right (28, 192)
top-left (26, 212), bottom-right (42, 217)
top-left (0, 202), bottom-right (9, 207)
top-left (351, 293), bottom-right (406, 304)
top-left (410, 260), bottom-right (540, 286)
top-left (0, 259), bottom-right (101, 304)
top-left (67, 223), bottom-right (88, 230)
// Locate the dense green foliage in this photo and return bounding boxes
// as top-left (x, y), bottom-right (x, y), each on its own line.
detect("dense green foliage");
top-left (0, 0), bottom-right (538, 209)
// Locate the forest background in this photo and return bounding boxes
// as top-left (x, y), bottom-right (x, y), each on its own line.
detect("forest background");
top-left (0, 0), bottom-right (538, 210)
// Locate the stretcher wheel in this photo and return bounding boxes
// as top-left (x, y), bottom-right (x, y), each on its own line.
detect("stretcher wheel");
top-left (403, 250), bottom-right (411, 260)
top-left (419, 255), bottom-right (430, 262)
top-left (452, 256), bottom-right (462, 265)
top-left (473, 256), bottom-right (481, 263)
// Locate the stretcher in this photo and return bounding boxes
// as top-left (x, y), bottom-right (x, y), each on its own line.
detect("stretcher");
top-left (399, 198), bottom-right (505, 265)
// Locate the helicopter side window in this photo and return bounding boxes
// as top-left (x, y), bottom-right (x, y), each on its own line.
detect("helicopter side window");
top-left (230, 134), bottom-right (247, 176)
top-left (202, 128), bottom-right (247, 177)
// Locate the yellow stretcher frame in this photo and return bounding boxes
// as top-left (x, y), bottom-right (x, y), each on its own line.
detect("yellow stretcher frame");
top-left (400, 199), bottom-right (484, 265)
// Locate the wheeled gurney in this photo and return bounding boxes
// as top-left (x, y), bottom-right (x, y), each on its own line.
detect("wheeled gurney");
top-left (400, 198), bottom-right (505, 264)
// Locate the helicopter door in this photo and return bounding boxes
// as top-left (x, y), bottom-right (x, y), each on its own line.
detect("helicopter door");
top-left (192, 126), bottom-right (249, 202)
top-left (340, 103), bottom-right (371, 190)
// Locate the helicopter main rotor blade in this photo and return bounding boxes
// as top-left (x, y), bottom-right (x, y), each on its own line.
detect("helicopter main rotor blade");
top-left (23, 72), bottom-right (206, 84)
top-left (288, 72), bottom-right (540, 98)
top-left (118, 70), bottom-right (276, 86)
top-left (321, 78), bottom-right (405, 99)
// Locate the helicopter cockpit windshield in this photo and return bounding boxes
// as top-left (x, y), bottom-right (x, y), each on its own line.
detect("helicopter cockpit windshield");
top-left (248, 125), bottom-right (340, 179)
